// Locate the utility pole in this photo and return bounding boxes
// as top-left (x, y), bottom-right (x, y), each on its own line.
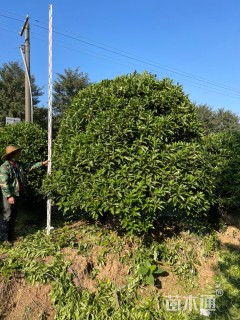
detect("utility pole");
top-left (20, 16), bottom-right (31, 122)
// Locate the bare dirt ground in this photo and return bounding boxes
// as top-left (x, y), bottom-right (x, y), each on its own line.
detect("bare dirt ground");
top-left (0, 277), bottom-right (54, 320)
top-left (218, 225), bottom-right (240, 248)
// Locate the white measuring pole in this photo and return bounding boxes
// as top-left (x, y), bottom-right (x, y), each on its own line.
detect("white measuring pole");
top-left (47, 4), bottom-right (53, 236)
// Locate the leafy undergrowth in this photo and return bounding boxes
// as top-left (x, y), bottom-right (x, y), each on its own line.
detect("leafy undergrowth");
top-left (211, 227), bottom-right (240, 320)
top-left (0, 219), bottom-right (239, 320)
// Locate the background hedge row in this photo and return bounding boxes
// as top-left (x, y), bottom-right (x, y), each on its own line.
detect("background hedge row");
top-left (0, 122), bottom-right (47, 202)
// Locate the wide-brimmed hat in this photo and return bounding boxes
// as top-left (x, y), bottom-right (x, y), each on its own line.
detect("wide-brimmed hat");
top-left (2, 145), bottom-right (22, 160)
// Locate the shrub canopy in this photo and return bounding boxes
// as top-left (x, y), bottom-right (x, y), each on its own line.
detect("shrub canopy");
top-left (45, 72), bottom-right (215, 233)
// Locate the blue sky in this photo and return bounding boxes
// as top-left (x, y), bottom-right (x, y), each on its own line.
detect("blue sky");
top-left (0, 0), bottom-right (240, 115)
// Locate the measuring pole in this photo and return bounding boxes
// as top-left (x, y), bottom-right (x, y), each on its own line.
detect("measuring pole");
top-left (47, 4), bottom-right (53, 236)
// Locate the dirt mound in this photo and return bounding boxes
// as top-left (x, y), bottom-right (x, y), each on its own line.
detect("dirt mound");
top-left (218, 226), bottom-right (240, 248)
top-left (0, 277), bottom-right (54, 320)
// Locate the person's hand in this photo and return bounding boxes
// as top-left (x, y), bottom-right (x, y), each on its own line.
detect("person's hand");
top-left (42, 160), bottom-right (49, 166)
top-left (8, 196), bottom-right (15, 205)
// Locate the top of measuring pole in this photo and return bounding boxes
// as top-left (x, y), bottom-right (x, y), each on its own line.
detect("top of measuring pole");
top-left (19, 15), bottom-right (29, 36)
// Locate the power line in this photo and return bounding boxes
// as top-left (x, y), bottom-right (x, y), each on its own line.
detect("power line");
top-left (0, 26), bottom-right (17, 34)
top-left (1, 11), bottom-right (240, 94)
top-left (2, 24), bottom-right (240, 100)
top-left (31, 22), bottom-right (240, 96)
top-left (0, 9), bottom-right (25, 19)
top-left (1, 11), bottom-right (240, 99)
top-left (27, 29), bottom-right (240, 96)
top-left (28, 34), bottom-right (240, 99)
top-left (0, 13), bottom-right (23, 23)
top-left (30, 30), bottom-right (240, 99)
top-left (29, 19), bottom-right (240, 93)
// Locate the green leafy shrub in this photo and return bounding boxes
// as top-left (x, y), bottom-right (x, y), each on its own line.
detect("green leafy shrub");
top-left (44, 72), bottom-right (215, 233)
top-left (0, 122), bottom-right (47, 201)
top-left (203, 131), bottom-right (240, 213)
top-left (137, 261), bottom-right (165, 285)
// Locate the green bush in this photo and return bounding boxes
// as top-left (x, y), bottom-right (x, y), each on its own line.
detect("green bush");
top-left (203, 131), bottom-right (240, 213)
top-left (44, 72), bottom-right (215, 233)
top-left (0, 122), bottom-right (48, 201)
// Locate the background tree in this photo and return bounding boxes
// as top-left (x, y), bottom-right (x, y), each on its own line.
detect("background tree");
top-left (33, 106), bottom-right (48, 131)
top-left (195, 104), bottom-right (240, 134)
top-left (33, 67), bottom-right (90, 137)
top-left (33, 106), bottom-right (60, 138)
top-left (0, 61), bottom-right (43, 125)
top-left (53, 67), bottom-right (90, 115)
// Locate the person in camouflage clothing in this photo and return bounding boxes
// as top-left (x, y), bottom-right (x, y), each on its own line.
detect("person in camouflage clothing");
top-left (0, 145), bottom-right (48, 243)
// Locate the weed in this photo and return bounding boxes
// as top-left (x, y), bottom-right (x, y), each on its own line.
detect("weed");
top-left (137, 261), bottom-right (165, 285)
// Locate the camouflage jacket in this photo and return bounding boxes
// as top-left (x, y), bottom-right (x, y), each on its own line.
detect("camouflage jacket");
top-left (0, 160), bottom-right (42, 198)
